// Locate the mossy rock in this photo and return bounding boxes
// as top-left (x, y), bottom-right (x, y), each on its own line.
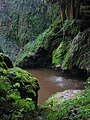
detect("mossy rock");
top-left (7, 67), bottom-right (39, 101)
top-left (52, 37), bottom-right (72, 70)
top-left (39, 89), bottom-right (90, 120)
top-left (69, 28), bottom-right (90, 71)
top-left (16, 17), bottom-right (62, 68)
top-left (16, 18), bottom-right (79, 69)
top-left (0, 53), bottom-right (39, 120)
top-left (0, 53), bottom-right (13, 69)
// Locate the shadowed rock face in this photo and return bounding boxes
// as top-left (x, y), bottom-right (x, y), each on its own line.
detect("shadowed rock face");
top-left (17, 47), bottom-right (52, 68)
top-left (0, 53), bottom-right (13, 68)
top-left (69, 28), bottom-right (90, 73)
top-left (3, 55), bottom-right (13, 68)
top-left (48, 0), bottom-right (90, 25)
top-left (0, 46), bottom-right (3, 53)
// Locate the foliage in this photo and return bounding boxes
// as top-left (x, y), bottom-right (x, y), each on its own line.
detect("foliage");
top-left (62, 46), bottom-right (71, 70)
top-left (16, 18), bottom-right (80, 68)
top-left (0, 0), bottom-right (60, 46)
top-left (83, 77), bottom-right (90, 89)
top-left (69, 29), bottom-right (90, 71)
top-left (0, 53), bottom-right (39, 120)
top-left (61, 19), bottom-right (79, 37)
top-left (0, 53), bottom-right (8, 69)
top-left (52, 37), bottom-right (71, 69)
top-left (16, 17), bottom-right (62, 65)
top-left (40, 89), bottom-right (90, 120)
top-left (61, 19), bottom-right (75, 31)
top-left (0, 35), bottom-right (20, 62)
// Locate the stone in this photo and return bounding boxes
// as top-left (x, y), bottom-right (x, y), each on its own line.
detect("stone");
top-left (0, 53), bottom-right (39, 120)
top-left (0, 46), bottom-right (3, 53)
top-left (69, 28), bottom-right (90, 73)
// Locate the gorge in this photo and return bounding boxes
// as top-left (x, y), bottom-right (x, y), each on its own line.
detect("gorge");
top-left (0, 0), bottom-right (90, 120)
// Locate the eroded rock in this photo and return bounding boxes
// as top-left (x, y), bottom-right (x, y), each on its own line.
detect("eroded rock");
top-left (69, 28), bottom-right (90, 72)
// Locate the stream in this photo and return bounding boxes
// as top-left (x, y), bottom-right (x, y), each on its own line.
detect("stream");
top-left (27, 68), bottom-right (85, 105)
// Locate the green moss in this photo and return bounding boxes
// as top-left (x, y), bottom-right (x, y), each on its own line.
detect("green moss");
top-left (0, 54), bottom-right (39, 119)
top-left (8, 67), bottom-right (37, 83)
top-left (13, 98), bottom-right (35, 111)
top-left (16, 17), bottom-right (62, 65)
top-left (61, 19), bottom-right (79, 36)
top-left (40, 89), bottom-right (90, 120)
top-left (0, 53), bottom-right (8, 69)
top-left (52, 38), bottom-right (71, 69)
top-left (16, 29), bottom-right (47, 64)
top-left (52, 40), bottom-right (66, 66)
top-left (43, 17), bottom-right (62, 50)
top-left (7, 67), bottom-right (39, 96)
top-left (7, 91), bottom-right (21, 101)
top-left (0, 77), bottom-right (10, 95)
top-left (62, 47), bottom-right (71, 70)
top-left (0, 68), bottom-right (7, 76)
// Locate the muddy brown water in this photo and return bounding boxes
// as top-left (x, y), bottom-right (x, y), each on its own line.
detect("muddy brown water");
top-left (27, 68), bottom-right (85, 105)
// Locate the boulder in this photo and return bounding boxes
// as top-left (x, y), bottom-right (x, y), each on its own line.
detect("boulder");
top-left (0, 53), bottom-right (39, 119)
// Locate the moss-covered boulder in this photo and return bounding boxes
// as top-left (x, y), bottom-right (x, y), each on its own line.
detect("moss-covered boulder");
top-left (0, 53), bottom-right (39, 120)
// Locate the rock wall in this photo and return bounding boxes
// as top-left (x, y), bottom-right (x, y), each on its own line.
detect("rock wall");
top-left (16, 17), bottom-right (90, 77)
top-left (69, 28), bottom-right (90, 73)
top-left (0, 46), bottom-right (3, 53)
top-left (55, 0), bottom-right (90, 21)
top-left (16, 17), bottom-right (62, 68)
top-left (15, 0), bottom-right (90, 77)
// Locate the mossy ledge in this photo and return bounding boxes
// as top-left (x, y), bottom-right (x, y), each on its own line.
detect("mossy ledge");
top-left (0, 53), bottom-right (39, 120)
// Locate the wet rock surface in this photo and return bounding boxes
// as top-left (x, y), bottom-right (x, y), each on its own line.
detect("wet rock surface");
top-left (69, 28), bottom-right (90, 72)
top-left (49, 90), bottom-right (81, 102)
